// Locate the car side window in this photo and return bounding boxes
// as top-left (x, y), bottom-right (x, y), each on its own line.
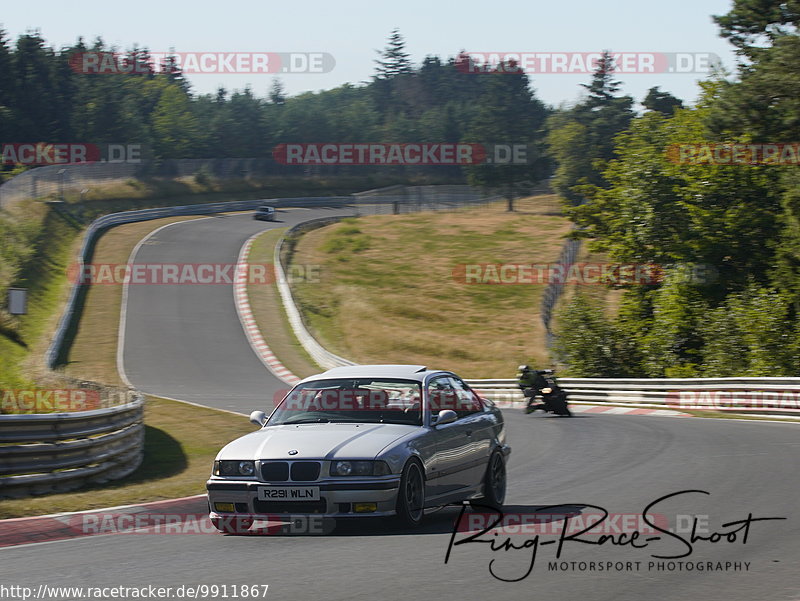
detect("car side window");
top-left (427, 376), bottom-right (458, 418)
top-left (448, 377), bottom-right (484, 419)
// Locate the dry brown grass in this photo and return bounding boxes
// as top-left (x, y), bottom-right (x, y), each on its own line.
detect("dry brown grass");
top-left (289, 195), bottom-right (573, 378)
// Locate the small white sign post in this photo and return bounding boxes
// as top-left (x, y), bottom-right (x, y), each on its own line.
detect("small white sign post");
top-left (8, 288), bottom-right (28, 315)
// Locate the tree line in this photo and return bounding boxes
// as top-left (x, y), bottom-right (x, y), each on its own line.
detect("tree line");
top-left (0, 28), bottom-right (678, 203)
top-left (0, 29), bottom-right (545, 170)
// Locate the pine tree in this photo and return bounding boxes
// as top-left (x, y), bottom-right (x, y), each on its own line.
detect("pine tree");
top-left (464, 63), bottom-right (550, 210)
top-left (13, 32), bottom-right (58, 139)
top-left (374, 29), bottom-right (412, 79)
top-left (546, 52), bottom-right (633, 204)
top-left (642, 87), bottom-right (683, 115)
top-left (0, 28), bottom-right (16, 144)
top-left (269, 78), bottom-right (286, 105)
top-left (123, 45), bottom-right (155, 77)
top-left (0, 28), bottom-right (14, 108)
top-left (580, 51), bottom-right (622, 108)
top-left (161, 48), bottom-right (189, 92)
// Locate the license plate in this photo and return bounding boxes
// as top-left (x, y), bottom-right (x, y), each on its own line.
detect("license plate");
top-left (257, 486), bottom-right (320, 501)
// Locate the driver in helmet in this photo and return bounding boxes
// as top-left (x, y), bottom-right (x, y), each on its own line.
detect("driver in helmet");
top-left (517, 365), bottom-right (549, 414)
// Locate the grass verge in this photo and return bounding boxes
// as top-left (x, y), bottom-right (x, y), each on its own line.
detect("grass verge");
top-left (0, 396), bottom-right (252, 519)
top-left (0, 203), bottom-right (86, 388)
top-left (288, 194), bottom-right (572, 378)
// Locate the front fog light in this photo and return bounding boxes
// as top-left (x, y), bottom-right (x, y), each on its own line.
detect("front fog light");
top-left (214, 502), bottom-right (235, 513)
top-left (353, 503), bottom-right (377, 513)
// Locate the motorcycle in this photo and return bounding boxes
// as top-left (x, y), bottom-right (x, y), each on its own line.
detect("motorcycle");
top-left (518, 367), bottom-right (572, 417)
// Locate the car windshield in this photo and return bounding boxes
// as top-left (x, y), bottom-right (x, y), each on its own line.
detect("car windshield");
top-left (268, 378), bottom-right (422, 426)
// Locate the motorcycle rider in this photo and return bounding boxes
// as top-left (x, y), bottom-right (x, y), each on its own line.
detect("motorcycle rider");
top-left (517, 364), bottom-right (572, 416)
top-left (517, 365), bottom-right (549, 414)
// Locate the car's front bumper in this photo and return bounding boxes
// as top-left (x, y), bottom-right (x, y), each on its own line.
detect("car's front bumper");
top-left (206, 477), bottom-right (402, 518)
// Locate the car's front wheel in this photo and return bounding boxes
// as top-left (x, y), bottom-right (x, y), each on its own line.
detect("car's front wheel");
top-left (471, 451), bottom-right (506, 510)
top-left (395, 460), bottom-right (425, 528)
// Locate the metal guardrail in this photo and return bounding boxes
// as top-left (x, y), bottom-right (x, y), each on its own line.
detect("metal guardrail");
top-left (0, 159), bottom-right (342, 209)
top-left (540, 237), bottom-right (581, 346)
top-left (351, 184), bottom-right (502, 216)
top-left (0, 393), bottom-right (145, 498)
top-left (466, 377), bottom-right (800, 416)
top-left (45, 196), bottom-right (352, 369)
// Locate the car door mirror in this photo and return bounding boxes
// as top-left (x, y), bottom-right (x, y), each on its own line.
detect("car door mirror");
top-left (432, 409), bottom-right (457, 427)
top-left (249, 410), bottom-right (267, 427)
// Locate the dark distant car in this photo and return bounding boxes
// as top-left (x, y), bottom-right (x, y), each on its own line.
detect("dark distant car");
top-left (253, 205), bottom-right (276, 221)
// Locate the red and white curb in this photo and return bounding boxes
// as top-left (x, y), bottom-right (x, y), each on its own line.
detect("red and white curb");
top-left (234, 234), bottom-right (300, 386)
top-left (0, 494), bottom-right (209, 548)
top-left (570, 404), bottom-right (690, 417)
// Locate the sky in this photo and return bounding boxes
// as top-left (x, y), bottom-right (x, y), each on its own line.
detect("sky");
top-left (2, 0), bottom-right (740, 108)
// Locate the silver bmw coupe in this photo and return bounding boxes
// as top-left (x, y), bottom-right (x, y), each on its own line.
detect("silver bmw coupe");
top-left (206, 364), bottom-right (510, 531)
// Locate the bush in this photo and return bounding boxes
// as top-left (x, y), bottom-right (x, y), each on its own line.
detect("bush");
top-left (553, 292), bottom-right (642, 376)
top-left (193, 166), bottom-right (214, 187)
top-left (701, 285), bottom-right (799, 376)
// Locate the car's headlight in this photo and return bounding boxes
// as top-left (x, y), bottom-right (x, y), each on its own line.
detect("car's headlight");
top-left (213, 460), bottom-right (255, 477)
top-left (330, 460), bottom-right (391, 477)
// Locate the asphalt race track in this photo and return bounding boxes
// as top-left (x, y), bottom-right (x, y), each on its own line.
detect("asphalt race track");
top-left (2, 210), bottom-right (798, 601)
top-left (120, 208), bottom-right (352, 413)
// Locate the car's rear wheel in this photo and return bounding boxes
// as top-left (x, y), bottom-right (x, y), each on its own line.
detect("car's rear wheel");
top-left (471, 451), bottom-right (506, 510)
top-left (395, 460), bottom-right (425, 528)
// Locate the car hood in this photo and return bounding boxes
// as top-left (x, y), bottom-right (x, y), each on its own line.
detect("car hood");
top-left (217, 423), bottom-right (420, 461)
